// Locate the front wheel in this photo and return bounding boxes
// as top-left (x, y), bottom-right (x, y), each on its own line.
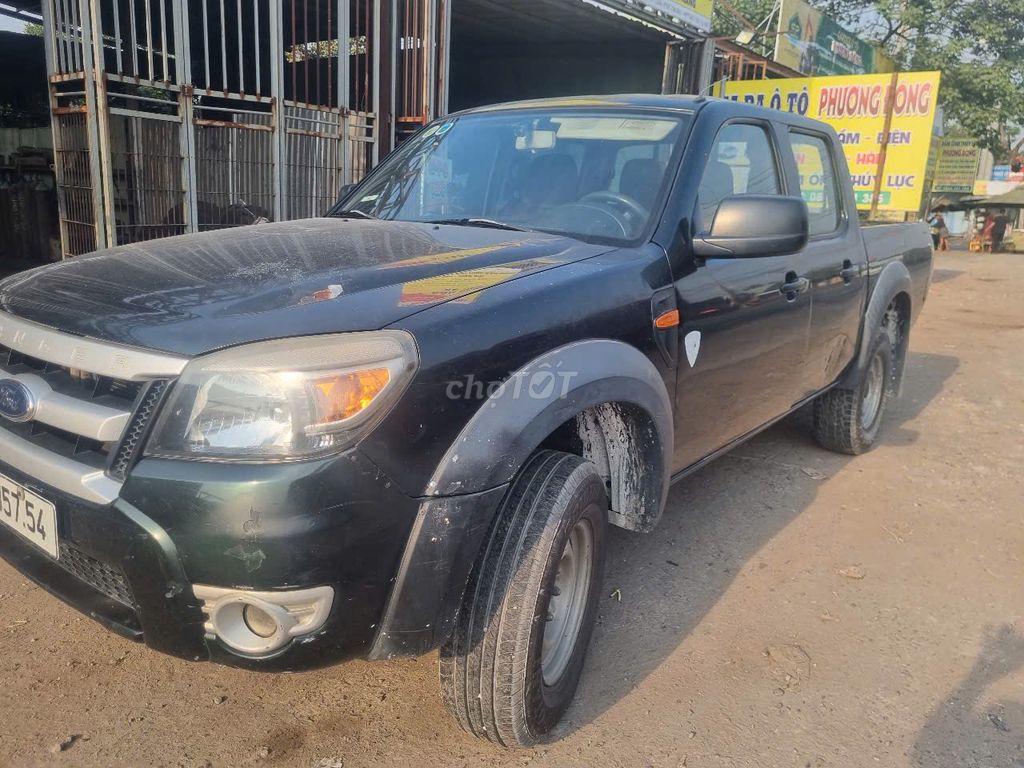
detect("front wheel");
top-left (439, 451), bottom-right (608, 747)
top-left (812, 330), bottom-right (894, 455)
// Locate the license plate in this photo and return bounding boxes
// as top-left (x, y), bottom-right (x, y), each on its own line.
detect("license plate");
top-left (0, 473), bottom-right (58, 559)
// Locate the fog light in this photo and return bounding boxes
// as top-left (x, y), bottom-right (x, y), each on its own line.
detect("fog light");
top-left (243, 604), bottom-right (278, 638)
top-left (193, 584), bottom-right (334, 657)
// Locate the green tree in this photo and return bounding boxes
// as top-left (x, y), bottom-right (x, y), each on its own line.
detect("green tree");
top-left (23, 22), bottom-right (44, 36)
top-left (712, 0), bottom-right (778, 54)
top-left (831, 0), bottom-right (1024, 159)
top-left (713, 0), bottom-right (1024, 160)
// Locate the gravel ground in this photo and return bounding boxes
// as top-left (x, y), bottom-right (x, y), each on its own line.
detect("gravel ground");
top-left (0, 249), bottom-right (1021, 768)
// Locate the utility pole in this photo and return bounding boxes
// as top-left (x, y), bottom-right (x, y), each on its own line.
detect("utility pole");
top-left (870, 69), bottom-right (901, 220)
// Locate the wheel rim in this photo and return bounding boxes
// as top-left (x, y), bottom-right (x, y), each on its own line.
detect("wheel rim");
top-left (541, 518), bottom-right (594, 686)
top-left (861, 353), bottom-right (885, 430)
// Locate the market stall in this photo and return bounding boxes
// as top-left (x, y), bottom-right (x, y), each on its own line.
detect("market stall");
top-left (967, 186), bottom-right (1024, 252)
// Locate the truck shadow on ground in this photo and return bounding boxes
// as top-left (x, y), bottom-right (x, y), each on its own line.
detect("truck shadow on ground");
top-left (554, 350), bottom-right (960, 738)
top-left (911, 624), bottom-right (1024, 768)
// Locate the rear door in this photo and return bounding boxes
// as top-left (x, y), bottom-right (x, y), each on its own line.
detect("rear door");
top-left (671, 120), bottom-right (812, 471)
top-left (782, 129), bottom-right (868, 396)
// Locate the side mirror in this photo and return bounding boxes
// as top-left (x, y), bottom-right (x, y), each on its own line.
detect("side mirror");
top-left (336, 183), bottom-right (355, 204)
top-left (693, 195), bottom-right (809, 258)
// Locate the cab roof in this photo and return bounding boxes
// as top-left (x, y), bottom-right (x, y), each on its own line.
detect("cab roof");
top-left (462, 93), bottom-right (707, 114)
top-left (458, 93), bottom-right (836, 136)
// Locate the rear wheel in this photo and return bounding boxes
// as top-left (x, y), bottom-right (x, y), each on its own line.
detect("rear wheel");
top-left (439, 450), bottom-right (608, 746)
top-left (812, 330), bottom-right (894, 455)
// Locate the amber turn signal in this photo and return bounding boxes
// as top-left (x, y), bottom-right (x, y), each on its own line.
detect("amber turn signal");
top-left (654, 309), bottom-right (680, 329)
top-left (309, 368), bottom-right (391, 424)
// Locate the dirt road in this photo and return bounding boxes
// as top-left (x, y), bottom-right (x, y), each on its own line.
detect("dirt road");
top-left (1, 249), bottom-right (1022, 768)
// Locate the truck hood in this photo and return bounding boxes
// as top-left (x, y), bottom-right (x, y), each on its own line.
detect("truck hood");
top-left (0, 219), bottom-right (608, 357)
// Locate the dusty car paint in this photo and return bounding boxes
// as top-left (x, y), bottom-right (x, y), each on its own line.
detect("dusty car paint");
top-left (0, 219), bottom-right (610, 355)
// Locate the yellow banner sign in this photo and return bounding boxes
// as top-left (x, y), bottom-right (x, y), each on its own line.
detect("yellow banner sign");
top-left (723, 71), bottom-right (941, 212)
top-left (644, 0), bottom-right (714, 33)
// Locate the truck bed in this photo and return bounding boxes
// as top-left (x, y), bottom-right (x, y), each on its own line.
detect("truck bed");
top-left (860, 220), bottom-right (933, 322)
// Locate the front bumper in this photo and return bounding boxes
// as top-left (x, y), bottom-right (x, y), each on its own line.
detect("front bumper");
top-left (0, 449), bottom-right (446, 670)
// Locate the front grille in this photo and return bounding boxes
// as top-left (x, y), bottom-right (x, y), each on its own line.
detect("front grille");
top-left (0, 342), bottom-right (142, 400)
top-left (57, 542), bottom-right (135, 607)
top-left (0, 313), bottom-right (187, 500)
top-left (0, 419), bottom-right (108, 468)
top-left (0, 341), bottom-right (141, 467)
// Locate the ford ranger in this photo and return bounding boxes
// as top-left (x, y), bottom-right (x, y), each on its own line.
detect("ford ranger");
top-left (0, 96), bottom-right (931, 746)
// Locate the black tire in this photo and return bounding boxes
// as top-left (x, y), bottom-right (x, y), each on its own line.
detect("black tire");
top-left (812, 330), bottom-right (894, 455)
top-left (439, 450), bottom-right (608, 747)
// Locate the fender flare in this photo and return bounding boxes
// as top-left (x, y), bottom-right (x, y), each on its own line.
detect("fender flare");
top-left (426, 339), bottom-right (674, 518)
top-left (839, 260), bottom-right (912, 389)
top-left (369, 340), bottom-right (674, 659)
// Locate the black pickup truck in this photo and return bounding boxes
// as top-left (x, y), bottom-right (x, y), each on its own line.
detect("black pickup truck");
top-left (0, 96), bottom-right (930, 746)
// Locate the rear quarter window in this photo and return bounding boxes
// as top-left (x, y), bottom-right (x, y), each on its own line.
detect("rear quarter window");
top-left (789, 132), bottom-right (842, 236)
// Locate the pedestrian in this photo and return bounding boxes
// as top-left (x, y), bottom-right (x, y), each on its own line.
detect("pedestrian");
top-left (928, 209), bottom-right (947, 250)
top-left (991, 209), bottom-right (1010, 252)
top-left (982, 212), bottom-right (996, 251)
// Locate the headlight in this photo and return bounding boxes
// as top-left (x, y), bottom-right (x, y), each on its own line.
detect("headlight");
top-left (146, 331), bottom-right (417, 461)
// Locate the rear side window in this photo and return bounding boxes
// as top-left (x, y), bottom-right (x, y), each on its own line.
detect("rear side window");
top-left (696, 123), bottom-right (781, 232)
top-left (789, 132), bottom-right (841, 236)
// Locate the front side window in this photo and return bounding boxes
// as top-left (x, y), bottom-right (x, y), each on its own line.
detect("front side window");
top-left (335, 109), bottom-right (691, 244)
top-left (696, 122), bottom-right (781, 232)
top-left (789, 132), bottom-right (841, 236)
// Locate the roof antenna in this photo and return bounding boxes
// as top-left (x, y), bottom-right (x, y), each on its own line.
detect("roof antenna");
top-left (700, 76), bottom-right (730, 97)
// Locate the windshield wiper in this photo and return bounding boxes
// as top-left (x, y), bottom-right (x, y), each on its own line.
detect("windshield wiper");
top-left (426, 218), bottom-right (529, 232)
top-left (331, 209), bottom-right (377, 220)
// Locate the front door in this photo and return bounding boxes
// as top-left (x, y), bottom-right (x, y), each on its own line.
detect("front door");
top-left (671, 121), bottom-right (812, 471)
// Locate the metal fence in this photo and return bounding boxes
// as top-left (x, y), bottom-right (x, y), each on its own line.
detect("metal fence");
top-left (395, 0), bottom-right (443, 143)
top-left (40, 0), bottom-right (382, 257)
top-left (50, 110), bottom-right (98, 256)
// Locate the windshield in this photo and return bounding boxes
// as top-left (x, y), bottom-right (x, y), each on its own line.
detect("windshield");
top-left (334, 109), bottom-right (691, 244)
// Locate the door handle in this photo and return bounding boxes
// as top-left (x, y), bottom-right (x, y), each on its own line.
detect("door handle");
top-left (780, 274), bottom-right (809, 300)
top-left (840, 259), bottom-right (858, 283)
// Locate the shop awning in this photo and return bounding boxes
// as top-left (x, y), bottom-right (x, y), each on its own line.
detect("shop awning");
top-left (976, 185), bottom-right (1024, 208)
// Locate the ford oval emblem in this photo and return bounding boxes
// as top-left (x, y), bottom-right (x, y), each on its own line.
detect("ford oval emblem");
top-left (0, 379), bottom-right (36, 423)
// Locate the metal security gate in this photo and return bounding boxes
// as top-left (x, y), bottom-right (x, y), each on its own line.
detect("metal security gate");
top-left (395, 0), bottom-right (444, 143)
top-left (42, 1), bottom-right (105, 256)
top-left (194, 111), bottom-right (276, 230)
top-left (49, 109), bottom-right (99, 256)
top-left (97, 0), bottom-right (189, 245)
top-left (108, 109), bottom-right (187, 243)
top-left (281, 0), bottom-right (380, 218)
top-left (39, 0), bottom-right (382, 257)
top-left (190, 0), bottom-right (278, 229)
top-left (285, 105), bottom-right (344, 219)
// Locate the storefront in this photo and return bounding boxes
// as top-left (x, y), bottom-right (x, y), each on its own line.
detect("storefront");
top-left (444, 0), bottom-right (708, 113)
